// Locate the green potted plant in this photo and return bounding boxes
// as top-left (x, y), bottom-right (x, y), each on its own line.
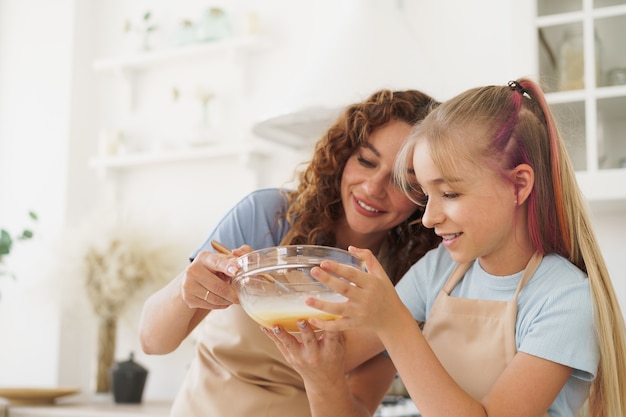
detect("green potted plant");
top-left (0, 211), bottom-right (38, 280)
top-left (123, 11), bottom-right (158, 51)
top-left (0, 211), bottom-right (37, 300)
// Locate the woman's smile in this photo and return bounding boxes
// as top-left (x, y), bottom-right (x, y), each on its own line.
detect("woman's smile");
top-left (354, 195), bottom-right (384, 215)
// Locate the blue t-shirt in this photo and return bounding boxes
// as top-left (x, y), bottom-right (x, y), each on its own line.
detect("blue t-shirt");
top-left (396, 244), bottom-right (599, 417)
top-left (190, 188), bottom-right (290, 259)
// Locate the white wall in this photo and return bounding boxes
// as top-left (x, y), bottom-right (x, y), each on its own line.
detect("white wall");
top-left (0, 0), bottom-right (624, 404)
top-left (0, 0), bottom-right (74, 387)
top-left (590, 209), bottom-right (626, 308)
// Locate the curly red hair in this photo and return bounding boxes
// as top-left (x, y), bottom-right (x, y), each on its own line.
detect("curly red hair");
top-left (279, 89), bottom-right (441, 283)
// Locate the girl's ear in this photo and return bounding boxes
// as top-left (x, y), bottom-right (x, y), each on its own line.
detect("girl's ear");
top-left (512, 164), bottom-right (534, 206)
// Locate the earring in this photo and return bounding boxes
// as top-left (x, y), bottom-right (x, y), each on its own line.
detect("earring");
top-left (514, 198), bottom-right (518, 206)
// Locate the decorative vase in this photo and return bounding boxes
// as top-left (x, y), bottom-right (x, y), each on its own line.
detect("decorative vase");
top-left (110, 352), bottom-right (148, 403)
top-left (96, 316), bottom-right (117, 393)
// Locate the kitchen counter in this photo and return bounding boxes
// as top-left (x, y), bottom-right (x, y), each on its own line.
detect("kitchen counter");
top-left (5, 398), bottom-right (419, 417)
top-left (5, 402), bottom-right (170, 417)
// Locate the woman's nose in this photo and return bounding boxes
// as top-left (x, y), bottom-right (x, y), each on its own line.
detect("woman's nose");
top-left (362, 173), bottom-right (388, 197)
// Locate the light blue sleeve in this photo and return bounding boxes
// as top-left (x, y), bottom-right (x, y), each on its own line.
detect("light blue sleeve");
top-left (516, 256), bottom-right (599, 382)
top-left (189, 188), bottom-right (290, 261)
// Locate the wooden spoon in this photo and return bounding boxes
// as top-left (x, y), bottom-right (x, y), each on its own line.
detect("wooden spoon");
top-left (210, 240), bottom-right (293, 293)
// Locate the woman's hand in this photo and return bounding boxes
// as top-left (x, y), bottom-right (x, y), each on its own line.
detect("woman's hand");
top-left (180, 244), bottom-right (252, 310)
top-left (265, 322), bottom-right (396, 417)
top-left (263, 321), bottom-right (347, 386)
top-left (306, 246), bottom-right (406, 333)
top-left (140, 244), bottom-right (253, 354)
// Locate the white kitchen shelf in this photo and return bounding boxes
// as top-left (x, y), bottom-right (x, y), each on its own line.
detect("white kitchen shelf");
top-left (576, 169), bottom-right (626, 198)
top-left (89, 144), bottom-right (269, 172)
top-left (93, 35), bottom-right (265, 74)
top-left (576, 169), bottom-right (626, 213)
top-left (537, 4), bottom-right (626, 26)
top-left (546, 83), bottom-right (626, 103)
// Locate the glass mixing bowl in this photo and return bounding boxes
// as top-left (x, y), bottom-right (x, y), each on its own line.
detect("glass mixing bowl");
top-left (232, 245), bottom-right (365, 333)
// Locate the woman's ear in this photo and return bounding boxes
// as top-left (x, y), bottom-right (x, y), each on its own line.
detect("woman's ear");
top-left (512, 164), bottom-right (534, 206)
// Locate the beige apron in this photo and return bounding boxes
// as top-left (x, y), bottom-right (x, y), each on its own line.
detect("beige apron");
top-left (422, 253), bottom-right (550, 416)
top-left (169, 305), bottom-right (310, 417)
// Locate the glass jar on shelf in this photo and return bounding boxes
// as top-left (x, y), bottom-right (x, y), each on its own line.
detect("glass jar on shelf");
top-left (557, 26), bottom-right (602, 91)
top-left (195, 8), bottom-right (232, 43)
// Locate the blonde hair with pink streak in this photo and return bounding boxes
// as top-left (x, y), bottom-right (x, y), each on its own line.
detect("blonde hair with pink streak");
top-left (395, 78), bottom-right (626, 417)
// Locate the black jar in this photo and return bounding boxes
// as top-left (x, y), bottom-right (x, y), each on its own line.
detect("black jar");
top-left (110, 352), bottom-right (148, 403)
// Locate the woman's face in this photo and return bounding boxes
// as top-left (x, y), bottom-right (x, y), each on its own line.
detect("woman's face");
top-left (340, 120), bottom-right (418, 247)
top-left (412, 139), bottom-right (521, 275)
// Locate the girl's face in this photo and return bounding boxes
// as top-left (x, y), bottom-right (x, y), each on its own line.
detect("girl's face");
top-left (339, 120), bottom-right (418, 249)
top-left (412, 139), bottom-right (522, 275)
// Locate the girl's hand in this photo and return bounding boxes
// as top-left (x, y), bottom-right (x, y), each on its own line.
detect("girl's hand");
top-left (306, 246), bottom-right (405, 333)
top-left (180, 244), bottom-right (252, 309)
top-left (263, 321), bottom-right (346, 384)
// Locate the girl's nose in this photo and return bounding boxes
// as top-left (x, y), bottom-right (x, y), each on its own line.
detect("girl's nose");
top-left (421, 200), bottom-right (441, 229)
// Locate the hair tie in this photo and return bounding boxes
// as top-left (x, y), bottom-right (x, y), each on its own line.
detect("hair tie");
top-left (508, 80), bottom-right (529, 98)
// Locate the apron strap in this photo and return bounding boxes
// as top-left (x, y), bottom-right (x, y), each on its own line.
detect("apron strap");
top-left (442, 252), bottom-right (543, 297)
top-left (513, 252), bottom-right (543, 299)
top-left (442, 262), bottom-right (472, 294)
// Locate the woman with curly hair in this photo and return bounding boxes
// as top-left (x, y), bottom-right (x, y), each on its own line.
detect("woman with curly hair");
top-left (139, 89), bottom-right (441, 417)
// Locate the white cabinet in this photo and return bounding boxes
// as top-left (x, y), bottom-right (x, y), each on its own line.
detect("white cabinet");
top-left (535, 0), bottom-right (626, 206)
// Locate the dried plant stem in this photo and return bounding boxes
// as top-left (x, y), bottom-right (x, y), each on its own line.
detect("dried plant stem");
top-left (96, 316), bottom-right (117, 393)
top-left (74, 214), bottom-right (182, 394)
